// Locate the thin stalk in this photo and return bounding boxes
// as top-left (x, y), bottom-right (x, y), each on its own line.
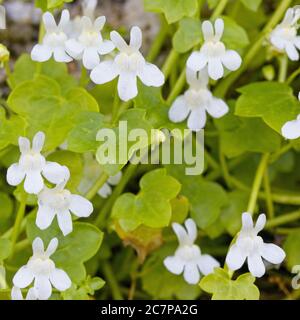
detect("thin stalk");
top-left (166, 68), bottom-right (186, 104)
top-left (287, 66), bottom-right (300, 84)
top-left (219, 150), bottom-right (232, 189)
top-left (102, 262), bottom-right (123, 300)
top-left (161, 50), bottom-right (179, 79)
top-left (263, 169), bottom-right (274, 219)
top-left (211, 0), bottom-right (229, 20)
top-left (247, 153), bottom-right (270, 214)
top-left (85, 173), bottom-right (109, 201)
top-left (266, 210), bottom-right (300, 229)
top-left (278, 55), bottom-right (288, 83)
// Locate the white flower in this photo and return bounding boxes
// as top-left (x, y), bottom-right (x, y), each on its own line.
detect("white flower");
top-left (168, 68), bottom-right (229, 131)
top-left (164, 219), bottom-right (220, 284)
top-left (36, 170), bottom-right (93, 236)
top-left (281, 93), bottom-right (300, 139)
top-left (66, 16), bottom-right (115, 70)
top-left (97, 171), bottom-right (122, 198)
top-left (225, 212), bottom-right (286, 278)
top-left (0, 5), bottom-right (6, 29)
top-left (82, 0), bottom-right (98, 20)
top-left (12, 238), bottom-right (71, 300)
top-left (6, 132), bottom-right (68, 194)
top-left (11, 286), bottom-right (38, 300)
top-left (90, 26), bottom-right (165, 101)
top-left (187, 19), bottom-right (242, 80)
top-left (270, 7), bottom-right (300, 61)
top-left (31, 10), bottom-right (72, 63)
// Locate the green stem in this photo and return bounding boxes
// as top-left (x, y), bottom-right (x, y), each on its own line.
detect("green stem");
top-left (95, 163), bottom-right (137, 227)
top-left (10, 191), bottom-right (27, 257)
top-left (266, 210), bottom-right (300, 229)
top-left (247, 153), bottom-right (269, 214)
top-left (214, 0), bottom-right (292, 97)
top-left (111, 87), bottom-right (121, 125)
top-left (278, 55), bottom-right (288, 83)
top-left (162, 50), bottom-right (179, 79)
top-left (85, 173), bottom-right (109, 201)
top-left (219, 150), bottom-right (232, 189)
top-left (102, 262), bottom-right (123, 300)
top-left (263, 169), bottom-right (274, 219)
top-left (269, 142), bottom-right (293, 163)
top-left (287, 66), bottom-right (300, 84)
top-left (211, 0), bottom-right (229, 19)
top-left (204, 151), bottom-right (220, 171)
top-left (147, 16), bottom-right (169, 62)
top-left (166, 68), bottom-right (186, 104)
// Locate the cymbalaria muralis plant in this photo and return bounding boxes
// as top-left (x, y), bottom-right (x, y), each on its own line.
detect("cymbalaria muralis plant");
top-left (0, 0), bottom-right (300, 300)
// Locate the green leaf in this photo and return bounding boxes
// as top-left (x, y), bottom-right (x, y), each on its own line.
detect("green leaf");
top-left (144, 0), bottom-right (199, 24)
top-left (47, 150), bottom-right (83, 192)
top-left (112, 169), bottom-right (181, 232)
top-left (222, 16), bottom-right (250, 50)
top-left (0, 108), bottom-right (26, 151)
top-left (0, 239), bottom-right (12, 261)
top-left (0, 192), bottom-right (14, 233)
top-left (67, 112), bottom-right (106, 153)
top-left (236, 82), bottom-right (300, 133)
top-left (8, 54), bottom-right (77, 94)
top-left (283, 231), bottom-right (300, 271)
top-left (215, 102), bottom-right (281, 158)
top-left (96, 109), bottom-right (153, 176)
top-left (165, 164), bottom-right (228, 229)
top-left (172, 18), bottom-right (202, 53)
top-left (200, 268), bottom-right (260, 300)
top-left (26, 217), bottom-right (103, 284)
top-left (141, 244), bottom-right (201, 299)
top-left (7, 75), bottom-right (97, 150)
top-left (240, 0), bottom-right (262, 11)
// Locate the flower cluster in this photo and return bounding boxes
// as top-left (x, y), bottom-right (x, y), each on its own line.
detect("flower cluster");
top-left (270, 6), bottom-right (300, 61)
top-left (7, 132), bottom-right (94, 299)
top-left (168, 18), bottom-right (241, 131)
top-left (31, 6), bottom-right (165, 102)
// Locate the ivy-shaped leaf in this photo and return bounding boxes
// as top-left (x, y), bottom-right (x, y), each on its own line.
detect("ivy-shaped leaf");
top-left (7, 75), bottom-right (98, 151)
top-left (200, 268), bottom-right (260, 300)
top-left (26, 216), bottom-right (103, 284)
top-left (283, 231), bottom-right (300, 271)
top-left (144, 0), bottom-right (199, 24)
top-left (112, 169), bottom-right (181, 232)
top-left (236, 82), bottom-right (300, 133)
top-left (240, 0), bottom-right (262, 12)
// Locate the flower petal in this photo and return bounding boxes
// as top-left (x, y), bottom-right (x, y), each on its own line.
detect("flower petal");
top-left (6, 163), bottom-right (25, 186)
top-left (50, 269), bottom-right (71, 291)
top-left (187, 51), bottom-right (207, 72)
top-left (197, 254), bottom-right (220, 275)
top-left (43, 12), bottom-right (56, 32)
top-left (13, 266), bottom-right (34, 288)
top-left (286, 43), bottom-right (299, 61)
top-left (241, 212), bottom-right (254, 231)
top-left (186, 67), bottom-right (208, 89)
top-left (11, 286), bottom-right (23, 300)
top-left (32, 237), bottom-right (45, 256)
top-left (83, 47), bottom-right (100, 70)
top-left (69, 194), bottom-right (93, 217)
top-left (34, 275), bottom-right (52, 300)
top-left (18, 136), bottom-right (30, 153)
top-left (58, 9), bottom-right (70, 30)
top-left (281, 118), bottom-right (300, 139)
top-left (247, 254), bottom-right (265, 278)
top-left (207, 58), bottom-right (224, 80)
top-left (202, 20), bottom-right (214, 41)
top-left (110, 30), bottom-right (128, 51)
top-left (90, 60), bottom-right (118, 84)
top-left (254, 213), bottom-right (266, 233)
top-left (260, 243), bottom-right (286, 264)
top-left (57, 210), bottom-right (73, 236)
top-left (172, 222), bottom-right (189, 245)
top-left (53, 47), bottom-right (72, 63)
top-left (65, 39), bottom-right (84, 59)
top-left (163, 255), bottom-right (185, 275)
top-left (183, 263), bottom-right (200, 284)
top-left (36, 205), bottom-right (56, 231)
top-left (97, 183), bottom-right (112, 198)
top-left (130, 26), bottom-right (142, 51)
top-left (214, 18), bottom-right (224, 41)
top-left (42, 162), bottom-right (69, 184)
top-left (26, 287), bottom-right (38, 300)
top-left (94, 16), bottom-right (106, 31)
top-left (206, 97), bottom-right (229, 118)
top-left (117, 72), bottom-right (138, 101)
top-left (138, 62), bottom-right (165, 87)
top-left (97, 40), bottom-right (115, 55)
top-left (225, 244), bottom-right (247, 271)
top-left (31, 44), bottom-right (52, 62)
top-left (107, 172), bottom-right (122, 186)
top-left (24, 171), bottom-right (44, 194)
top-left (221, 50), bottom-right (242, 71)
top-left (32, 131), bottom-right (45, 153)
top-left (187, 108), bottom-right (207, 131)
top-left (168, 96), bottom-right (190, 123)
top-left (46, 238), bottom-right (58, 257)
top-left (185, 219), bottom-right (197, 243)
